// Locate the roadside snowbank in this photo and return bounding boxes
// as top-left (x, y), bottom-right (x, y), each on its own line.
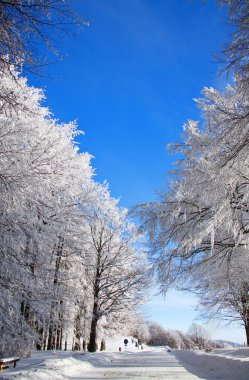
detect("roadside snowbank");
top-left (16, 357), bottom-right (92, 380)
top-left (172, 347), bottom-right (249, 380)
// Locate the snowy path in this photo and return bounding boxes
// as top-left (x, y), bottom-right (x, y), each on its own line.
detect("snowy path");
top-left (0, 349), bottom-right (210, 380)
top-left (85, 350), bottom-right (201, 379)
top-left (1, 347), bottom-right (249, 379)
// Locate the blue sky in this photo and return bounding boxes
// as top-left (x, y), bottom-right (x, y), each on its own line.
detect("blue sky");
top-left (34, 0), bottom-right (230, 207)
top-left (145, 290), bottom-right (246, 344)
top-left (30, 1), bottom-right (245, 343)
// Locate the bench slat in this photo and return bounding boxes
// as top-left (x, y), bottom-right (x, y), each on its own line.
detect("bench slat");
top-left (0, 357), bottom-right (20, 363)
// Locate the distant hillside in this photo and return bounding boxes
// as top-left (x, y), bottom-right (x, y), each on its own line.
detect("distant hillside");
top-left (214, 339), bottom-right (242, 348)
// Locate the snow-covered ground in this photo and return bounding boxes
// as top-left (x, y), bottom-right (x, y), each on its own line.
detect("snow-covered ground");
top-left (172, 347), bottom-right (249, 380)
top-left (0, 341), bottom-right (249, 380)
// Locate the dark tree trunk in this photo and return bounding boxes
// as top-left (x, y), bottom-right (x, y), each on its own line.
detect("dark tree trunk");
top-left (88, 295), bottom-right (99, 352)
top-left (245, 322), bottom-right (249, 346)
top-left (83, 339), bottom-right (86, 351)
top-left (59, 324), bottom-right (63, 350)
top-left (20, 299), bottom-right (30, 321)
top-left (56, 324), bottom-right (60, 350)
top-left (74, 307), bottom-right (82, 351)
top-left (88, 315), bottom-right (98, 352)
top-left (241, 286), bottom-right (249, 346)
top-left (47, 236), bottom-right (64, 350)
top-left (55, 308), bottom-right (63, 350)
top-left (88, 238), bottom-right (101, 352)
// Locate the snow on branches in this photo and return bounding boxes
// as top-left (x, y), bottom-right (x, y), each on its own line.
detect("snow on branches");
top-left (136, 76), bottom-right (249, 342)
top-left (0, 67), bottom-right (147, 357)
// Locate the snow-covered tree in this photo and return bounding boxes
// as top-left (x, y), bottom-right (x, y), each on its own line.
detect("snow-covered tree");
top-left (0, 66), bottom-right (94, 356)
top-left (135, 0), bottom-right (249, 347)
top-left (85, 188), bottom-right (147, 352)
top-left (185, 253), bottom-right (249, 344)
top-left (135, 73), bottom-right (249, 342)
top-left (188, 323), bottom-right (209, 350)
top-left (218, 0), bottom-right (249, 89)
top-left (146, 322), bottom-right (196, 349)
top-left (129, 314), bottom-right (150, 344)
top-left (0, 66), bottom-right (148, 356)
top-left (136, 78), bottom-right (249, 287)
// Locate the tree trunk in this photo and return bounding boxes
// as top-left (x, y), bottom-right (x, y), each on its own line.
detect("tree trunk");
top-left (245, 322), bottom-right (249, 346)
top-left (47, 236), bottom-right (64, 350)
top-left (43, 324), bottom-right (48, 350)
top-left (88, 298), bottom-right (99, 352)
top-left (56, 324), bottom-right (60, 350)
top-left (88, 316), bottom-right (98, 352)
top-left (36, 325), bottom-right (44, 350)
top-left (88, 245), bottom-right (101, 352)
top-left (59, 324), bottom-right (63, 350)
top-left (55, 318), bottom-right (63, 350)
top-left (20, 299), bottom-right (30, 321)
top-left (47, 324), bottom-right (56, 350)
top-left (74, 307), bottom-right (82, 350)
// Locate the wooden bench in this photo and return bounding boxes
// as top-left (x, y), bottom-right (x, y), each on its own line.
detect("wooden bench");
top-left (0, 357), bottom-right (20, 371)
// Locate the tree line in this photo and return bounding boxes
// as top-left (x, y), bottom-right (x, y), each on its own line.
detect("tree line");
top-left (0, 1), bottom-right (148, 357)
top-left (146, 322), bottom-right (227, 350)
top-left (0, 65), bottom-right (147, 357)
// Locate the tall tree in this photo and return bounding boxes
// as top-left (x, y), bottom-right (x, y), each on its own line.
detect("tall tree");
top-left (0, 66), bottom-right (94, 356)
top-left (187, 323), bottom-right (209, 350)
top-left (86, 189), bottom-right (147, 352)
top-left (136, 79), bottom-right (249, 290)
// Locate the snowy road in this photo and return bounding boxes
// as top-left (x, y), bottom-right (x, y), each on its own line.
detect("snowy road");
top-left (1, 347), bottom-right (249, 379)
top-left (83, 350), bottom-right (202, 379)
top-left (0, 348), bottom-right (214, 380)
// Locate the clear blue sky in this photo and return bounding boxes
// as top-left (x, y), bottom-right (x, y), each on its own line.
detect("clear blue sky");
top-left (33, 0), bottom-right (230, 207)
top-left (30, 1), bottom-right (245, 343)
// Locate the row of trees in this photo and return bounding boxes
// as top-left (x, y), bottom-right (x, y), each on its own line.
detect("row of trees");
top-left (0, 65), bottom-right (147, 357)
top-left (146, 322), bottom-right (226, 350)
top-left (0, 0), bottom-right (148, 358)
top-left (136, 0), bottom-right (249, 344)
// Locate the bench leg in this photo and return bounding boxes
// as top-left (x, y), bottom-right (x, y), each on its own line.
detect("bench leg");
top-left (14, 361), bottom-right (16, 368)
top-left (0, 364), bottom-right (3, 371)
